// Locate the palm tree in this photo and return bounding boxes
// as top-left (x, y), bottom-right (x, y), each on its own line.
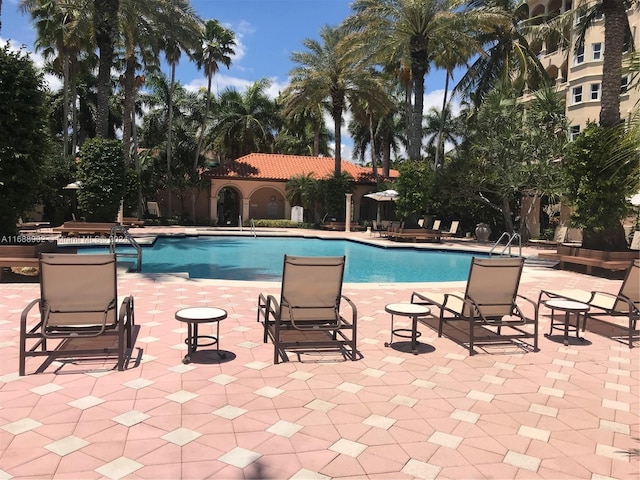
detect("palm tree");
top-left (94, 0), bottom-right (119, 138)
top-left (286, 173), bottom-right (321, 222)
top-left (277, 100), bottom-right (334, 157)
top-left (281, 95), bottom-right (329, 157)
top-left (285, 24), bottom-right (392, 177)
top-left (161, 3), bottom-right (201, 217)
top-left (574, 0), bottom-right (634, 127)
top-left (423, 105), bottom-right (462, 161)
top-left (20, 0), bottom-right (93, 156)
top-left (211, 78), bottom-right (280, 160)
top-left (343, 0), bottom-right (502, 161)
top-left (456, 0), bottom-right (551, 106)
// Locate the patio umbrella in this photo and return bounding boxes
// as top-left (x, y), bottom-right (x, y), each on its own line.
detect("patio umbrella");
top-left (364, 189), bottom-right (399, 223)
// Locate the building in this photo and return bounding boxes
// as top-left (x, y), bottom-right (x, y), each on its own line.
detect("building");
top-left (172, 153), bottom-right (399, 225)
top-left (525, 0), bottom-right (639, 137)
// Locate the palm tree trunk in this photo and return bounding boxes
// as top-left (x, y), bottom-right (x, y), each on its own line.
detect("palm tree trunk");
top-left (122, 56), bottom-right (136, 165)
top-left (435, 70), bottom-right (451, 169)
top-left (382, 133), bottom-right (391, 177)
top-left (332, 103), bottom-right (342, 177)
top-left (166, 62), bottom-right (175, 218)
top-left (409, 62), bottom-right (427, 161)
top-left (369, 111), bottom-right (378, 183)
top-left (70, 58), bottom-right (78, 156)
top-left (193, 73), bottom-right (213, 221)
top-left (600, 0), bottom-right (626, 127)
top-left (62, 51), bottom-right (70, 156)
top-left (94, 0), bottom-right (119, 138)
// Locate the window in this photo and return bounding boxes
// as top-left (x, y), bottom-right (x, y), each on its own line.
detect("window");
top-left (574, 45), bottom-right (584, 65)
top-left (590, 83), bottom-right (600, 100)
top-left (621, 76), bottom-right (629, 94)
top-left (569, 126), bottom-right (581, 141)
top-left (574, 8), bottom-right (585, 25)
top-left (572, 86), bottom-right (583, 104)
top-left (592, 42), bottom-right (602, 61)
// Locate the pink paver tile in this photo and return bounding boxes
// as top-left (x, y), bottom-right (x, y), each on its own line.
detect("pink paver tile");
top-left (0, 252), bottom-right (638, 480)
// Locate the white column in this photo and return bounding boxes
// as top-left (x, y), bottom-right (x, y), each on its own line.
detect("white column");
top-left (345, 193), bottom-right (352, 232)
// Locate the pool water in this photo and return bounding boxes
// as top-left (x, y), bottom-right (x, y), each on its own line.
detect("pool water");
top-left (84, 236), bottom-right (481, 282)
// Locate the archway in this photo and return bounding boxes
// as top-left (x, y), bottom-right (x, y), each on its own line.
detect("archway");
top-left (217, 187), bottom-right (241, 226)
top-left (249, 187), bottom-right (286, 220)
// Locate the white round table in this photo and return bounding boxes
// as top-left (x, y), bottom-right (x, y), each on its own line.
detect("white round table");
top-left (385, 303), bottom-right (431, 354)
top-left (175, 307), bottom-right (227, 363)
top-left (544, 299), bottom-right (589, 346)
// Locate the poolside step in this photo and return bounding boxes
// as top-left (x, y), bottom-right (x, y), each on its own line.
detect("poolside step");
top-left (525, 257), bottom-right (560, 268)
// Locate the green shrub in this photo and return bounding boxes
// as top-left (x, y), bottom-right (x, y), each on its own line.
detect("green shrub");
top-left (77, 139), bottom-right (126, 222)
top-left (564, 123), bottom-right (634, 250)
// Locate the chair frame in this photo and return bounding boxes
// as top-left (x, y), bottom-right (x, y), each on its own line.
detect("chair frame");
top-left (257, 255), bottom-right (358, 364)
top-left (19, 253), bottom-right (134, 375)
top-left (538, 262), bottom-right (639, 348)
top-left (411, 257), bottom-right (539, 355)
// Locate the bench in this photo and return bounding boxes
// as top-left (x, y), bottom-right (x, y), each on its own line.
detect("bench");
top-left (320, 222), bottom-right (366, 232)
top-left (538, 245), bottom-right (638, 274)
top-left (52, 222), bottom-right (120, 236)
top-left (121, 217), bottom-right (145, 227)
top-left (0, 242), bottom-right (59, 279)
top-left (389, 228), bottom-right (442, 243)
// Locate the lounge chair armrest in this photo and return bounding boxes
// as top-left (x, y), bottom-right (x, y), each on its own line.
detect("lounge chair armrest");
top-left (21, 299), bottom-right (41, 329)
top-left (411, 291), bottom-right (429, 304)
top-left (119, 296), bottom-right (134, 325)
top-left (264, 294), bottom-right (280, 321)
top-left (340, 294), bottom-right (357, 324)
top-left (515, 294), bottom-right (538, 319)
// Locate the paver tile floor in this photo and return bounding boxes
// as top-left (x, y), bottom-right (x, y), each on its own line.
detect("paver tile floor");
top-left (0, 239), bottom-right (638, 479)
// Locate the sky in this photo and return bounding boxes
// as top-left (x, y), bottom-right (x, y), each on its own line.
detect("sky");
top-left (1, 0), bottom-right (455, 161)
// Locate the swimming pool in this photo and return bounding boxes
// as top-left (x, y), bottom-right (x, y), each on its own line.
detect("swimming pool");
top-left (84, 236), bottom-right (483, 282)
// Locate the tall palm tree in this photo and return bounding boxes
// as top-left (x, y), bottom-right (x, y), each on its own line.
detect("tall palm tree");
top-left (423, 105), bottom-right (462, 160)
top-left (20, 0), bottom-right (93, 156)
top-left (281, 95), bottom-right (329, 157)
top-left (191, 18), bottom-right (235, 220)
top-left (211, 78), bottom-right (280, 160)
top-left (343, 0), bottom-right (502, 161)
top-left (285, 24), bottom-right (392, 177)
top-left (574, 0), bottom-right (634, 127)
top-left (192, 19), bottom-right (235, 169)
top-left (161, 4), bottom-right (201, 217)
top-left (94, 0), bottom-right (119, 138)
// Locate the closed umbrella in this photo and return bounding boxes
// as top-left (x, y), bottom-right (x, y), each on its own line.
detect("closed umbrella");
top-left (364, 189), bottom-right (399, 223)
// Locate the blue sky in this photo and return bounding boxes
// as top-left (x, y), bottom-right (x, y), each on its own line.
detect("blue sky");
top-left (1, 0), bottom-right (455, 160)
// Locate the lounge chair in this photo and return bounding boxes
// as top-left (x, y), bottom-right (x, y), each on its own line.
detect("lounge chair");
top-left (529, 226), bottom-right (568, 248)
top-left (432, 219), bottom-right (441, 231)
top-left (147, 201), bottom-right (161, 217)
top-left (19, 253), bottom-right (134, 375)
top-left (411, 257), bottom-right (538, 355)
top-left (257, 255), bottom-right (358, 364)
top-left (442, 220), bottom-right (459, 238)
top-left (538, 261), bottom-right (639, 348)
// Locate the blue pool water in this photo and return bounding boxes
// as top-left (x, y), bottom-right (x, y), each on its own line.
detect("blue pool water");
top-left (83, 236), bottom-right (482, 282)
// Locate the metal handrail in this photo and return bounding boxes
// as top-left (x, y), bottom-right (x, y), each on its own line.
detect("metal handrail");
top-left (489, 232), bottom-right (522, 257)
top-left (109, 225), bottom-right (142, 272)
top-left (250, 218), bottom-right (256, 238)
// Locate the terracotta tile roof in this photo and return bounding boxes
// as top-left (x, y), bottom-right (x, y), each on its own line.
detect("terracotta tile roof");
top-left (204, 153), bottom-right (399, 184)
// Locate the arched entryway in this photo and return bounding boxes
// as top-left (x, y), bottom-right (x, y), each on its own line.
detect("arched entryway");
top-left (217, 187), bottom-right (241, 226)
top-left (249, 187), bottom-right (286, 220)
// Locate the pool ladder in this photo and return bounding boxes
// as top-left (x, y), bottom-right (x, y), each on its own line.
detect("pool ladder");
top-left (489, 232), bottom-right (522, 257)
top-left (109, 225), bottom-right (142, 272)
top-left (239, 216), bottom-right (257, 238)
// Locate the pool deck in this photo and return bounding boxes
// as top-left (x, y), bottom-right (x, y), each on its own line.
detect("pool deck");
top-left (0, 227), bottom-right (638, 479)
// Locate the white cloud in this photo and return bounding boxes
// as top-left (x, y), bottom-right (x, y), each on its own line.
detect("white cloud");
top-left (1, 37), bottom-right (62, 91)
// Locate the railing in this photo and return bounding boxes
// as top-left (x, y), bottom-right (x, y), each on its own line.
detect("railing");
top-left (489, 232), bottom-right (522, 258)
top-left (109, 225), bottom-right (142, 272)
top-left (250, 218), bottom-right (256, 238)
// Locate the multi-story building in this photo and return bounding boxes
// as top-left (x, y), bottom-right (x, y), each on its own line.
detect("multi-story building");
top-left (526, 0), bottom-right (639, 137)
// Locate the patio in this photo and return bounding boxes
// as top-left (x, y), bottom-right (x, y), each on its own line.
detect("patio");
top-left (0, 233), bottom-right (638, 479)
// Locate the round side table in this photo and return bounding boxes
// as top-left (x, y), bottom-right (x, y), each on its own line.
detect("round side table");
top-left (385, 303), bottom-right (431, 354)
top-left (544, 299), bottom-right (589, 346)
top-left (175, 307), bottom-right (227, 364)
